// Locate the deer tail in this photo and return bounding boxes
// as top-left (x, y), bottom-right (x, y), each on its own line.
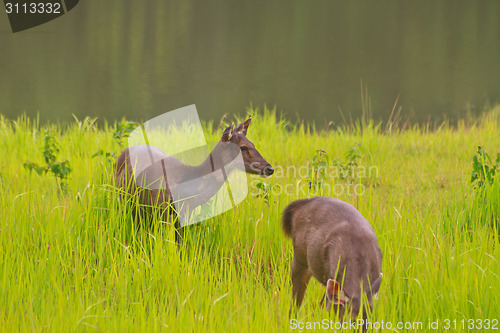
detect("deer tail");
top-left (282, 199), bottom-right (311, 237)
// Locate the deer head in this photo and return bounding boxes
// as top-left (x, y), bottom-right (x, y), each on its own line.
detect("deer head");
top-left (220, 117), bottom-right (274, 177)
top-left (326, 273), bottom-right (382, 321)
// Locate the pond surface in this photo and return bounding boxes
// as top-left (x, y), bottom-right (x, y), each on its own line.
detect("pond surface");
top-left (1, 0), bottom-right (499, 124)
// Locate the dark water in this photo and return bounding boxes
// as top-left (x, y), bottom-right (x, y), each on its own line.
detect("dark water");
top-left (1, 0), bottom-right (499, 124)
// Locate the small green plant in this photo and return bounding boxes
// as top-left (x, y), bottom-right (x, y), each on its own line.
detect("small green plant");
top-left (255, 180), bottom-right (270, 202)
top-left (307, 144), bottom-right (362, 190)
top-left (470, 146), bottom-right (500, 188)
top-left (307, 149), bottom-right (330, 190)
top-left (447, 147), bottom-right (500, 238)
top-left (113, 121), bottom-right (139, 150)
top-left (334, 143), bottom-right (362, 180)
top-left (92, 149), bottom-right (116, 163)
top-left (23, 130), bottom-right (72, 192)
top-left (344, 143), bottom-right (361, 170)
top-left (254, 180), bottom-right (281, 203)
top-left (93, 120), bottom-right (139, 163)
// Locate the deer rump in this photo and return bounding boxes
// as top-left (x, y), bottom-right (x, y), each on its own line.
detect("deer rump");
top-left (283, 196), bottom-right (382, 320)
top-left (114, 145), bottom-right (177, 223)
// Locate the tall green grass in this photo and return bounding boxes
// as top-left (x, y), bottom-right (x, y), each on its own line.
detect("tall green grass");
top-left (0, 106), bottom-right (499, 332)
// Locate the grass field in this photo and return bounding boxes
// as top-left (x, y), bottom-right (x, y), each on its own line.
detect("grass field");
top-left (0, 106), bottom-right (499, 332)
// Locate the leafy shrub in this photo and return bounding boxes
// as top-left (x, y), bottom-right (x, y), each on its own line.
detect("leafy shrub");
top-left (113, 121), bottom-right (139, 150)
top-left (306, 143), bottom-right (362, 190)
top-left (470, 146), bottom-right (500, 188)
top-left (307, 149), bottom-right (329, 190)
top-left (93, 120), bottom-right (139, 163)
top-left (23, 130), bottom-right (72, 192)
top-left (446, 146), bottom-right (500, 239)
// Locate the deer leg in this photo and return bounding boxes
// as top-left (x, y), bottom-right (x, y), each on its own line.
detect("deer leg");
top-left (174, 224), bottom-right (184, 246)
top-left (290, 257), bottom-right (312, 315)
top-left (159, 205), bottom-right (183, 245)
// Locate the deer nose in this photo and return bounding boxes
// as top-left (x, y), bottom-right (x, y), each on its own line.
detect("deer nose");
top-left (265, 165), bottom-right (274, 176)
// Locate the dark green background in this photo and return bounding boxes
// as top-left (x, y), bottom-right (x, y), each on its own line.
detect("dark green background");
top-left (1, 0), bottom-right (499, 123)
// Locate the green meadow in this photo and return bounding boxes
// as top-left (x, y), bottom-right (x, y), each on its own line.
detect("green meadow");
top-left (0, 106), bottom-right (499, 332)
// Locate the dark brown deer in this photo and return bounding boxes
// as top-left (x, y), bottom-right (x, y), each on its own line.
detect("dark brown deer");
top-left (282, 197), bottom-right (382, 326)
top-left (114, 117), bottom-right (273, 233)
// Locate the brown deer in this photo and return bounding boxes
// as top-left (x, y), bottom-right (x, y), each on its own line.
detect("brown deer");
top-left (282, 197), bottom-right (382, 326)
top-left (114, 117), bottom-right (273, 233)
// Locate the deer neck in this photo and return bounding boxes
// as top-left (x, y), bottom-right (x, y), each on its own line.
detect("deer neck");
top-left (173, 142), bottom-right (236, 207)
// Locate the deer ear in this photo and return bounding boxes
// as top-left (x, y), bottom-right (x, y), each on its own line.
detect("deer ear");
top-left (221, 123), bottom-right (234, 142)
top-left (326, 279), bottom-right (344, 306)
top-left (370, 273), bottom-right (383, 295)
top-left (233, 117), bottom-right (252, 135)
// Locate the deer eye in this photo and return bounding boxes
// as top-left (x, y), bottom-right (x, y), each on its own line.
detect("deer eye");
top-left (240, 146), bottom-right (249, 151)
